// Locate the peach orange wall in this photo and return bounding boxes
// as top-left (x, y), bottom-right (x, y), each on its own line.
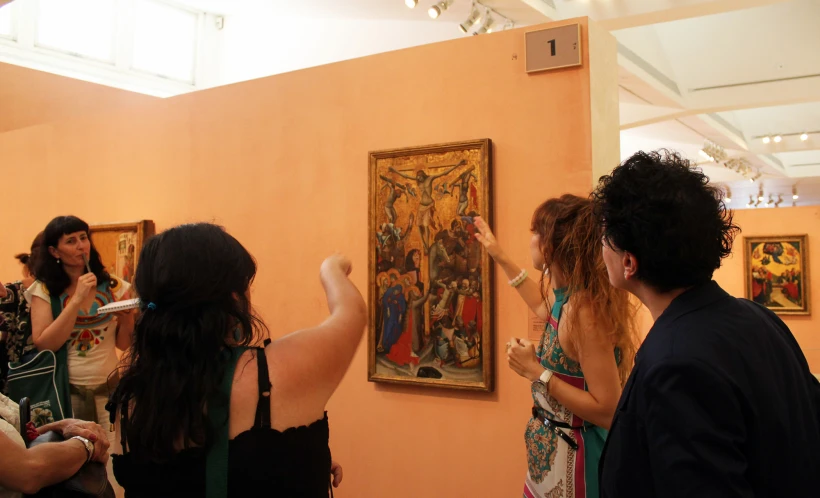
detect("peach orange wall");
top-left (0, 20), bottom-right (605, 497)
top-left (0, 62), bottom-right (156, 133)
top-left (713, 206), bottom-right (820, 372)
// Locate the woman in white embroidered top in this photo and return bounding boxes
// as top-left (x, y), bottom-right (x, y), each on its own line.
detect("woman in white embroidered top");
top-left (28, 216), bottom-right (134, 445)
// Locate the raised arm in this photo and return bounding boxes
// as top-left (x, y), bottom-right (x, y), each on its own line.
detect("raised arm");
top-left (388, 167), bottom-right (417, 181)
top-left (268, 254), bottom-right (367, 411)
top-left (473, 217), bottom-right (548, 319)
top-left (430, 160), bottom-right (467, 180)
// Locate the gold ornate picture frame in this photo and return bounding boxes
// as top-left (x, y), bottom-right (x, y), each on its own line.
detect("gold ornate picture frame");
top-left (743, 234), bottom-right (810, 316)
top-left (368, 139), bottom-right (494, 392)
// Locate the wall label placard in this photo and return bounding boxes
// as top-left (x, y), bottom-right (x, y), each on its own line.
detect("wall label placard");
top-left (525, 23), bottom-right (582, 73)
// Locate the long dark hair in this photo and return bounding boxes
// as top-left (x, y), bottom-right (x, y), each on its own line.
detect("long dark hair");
top-left (34, 216), bottom-right (108, 296)
top-left (112, 223), bottom-right (266, 462)
top-left (531, 194), bottom-right (639, 386)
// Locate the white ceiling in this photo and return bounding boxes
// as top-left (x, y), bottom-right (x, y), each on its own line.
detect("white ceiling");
top-left (648, 0), bottom-right (820, 92)
top-left (173, 0), bottom-right (545, 23)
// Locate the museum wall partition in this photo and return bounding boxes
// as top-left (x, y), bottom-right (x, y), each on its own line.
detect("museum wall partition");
top-left (0, 18), bottom-right (622, 497)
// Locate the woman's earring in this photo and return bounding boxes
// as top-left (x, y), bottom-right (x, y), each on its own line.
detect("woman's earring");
top-left (56, 258), bottom-right (61, 265)
top-left (623, 271), bottom-right (629, 280)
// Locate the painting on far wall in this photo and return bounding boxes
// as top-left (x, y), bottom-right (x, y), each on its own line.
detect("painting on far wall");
top-left (90, 221), bottom-right (155, 284)
top-left (367, 139), bottom-right (494, 392)
top-left (744, 235), bottom-right (811, 316)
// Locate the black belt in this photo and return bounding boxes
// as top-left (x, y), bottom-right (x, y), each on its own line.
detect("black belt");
top-left (531, 406), bottom-right (582, 451)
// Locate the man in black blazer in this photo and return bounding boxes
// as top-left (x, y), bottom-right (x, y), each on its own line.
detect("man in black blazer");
top-left (592, 150), bottom-right (820, 497)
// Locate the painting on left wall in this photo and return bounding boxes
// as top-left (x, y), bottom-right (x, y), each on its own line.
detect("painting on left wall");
top-left (90, 221), bottom-right (155, 284)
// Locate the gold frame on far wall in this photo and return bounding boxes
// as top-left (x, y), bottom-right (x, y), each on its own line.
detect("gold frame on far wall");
top-left (743, 235), bottom-right (811, 316)
top-left (89, 221), bottom-right (155, 285)
top-left (367, 139), bottom-right (494, 392)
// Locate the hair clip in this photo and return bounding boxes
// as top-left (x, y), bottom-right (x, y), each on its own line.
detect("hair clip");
top-left (146, 302), bottom-right (157, 311)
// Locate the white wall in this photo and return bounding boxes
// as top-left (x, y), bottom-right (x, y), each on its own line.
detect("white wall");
top-left (215, 15), bottom-right (464, 85)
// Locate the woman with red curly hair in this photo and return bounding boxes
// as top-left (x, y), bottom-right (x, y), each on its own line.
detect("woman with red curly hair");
top-left (474, 194), bottom-right (638, 498)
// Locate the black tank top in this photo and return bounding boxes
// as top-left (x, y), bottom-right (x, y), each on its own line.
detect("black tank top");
top-left (112, 345), bottom-right (333, 497)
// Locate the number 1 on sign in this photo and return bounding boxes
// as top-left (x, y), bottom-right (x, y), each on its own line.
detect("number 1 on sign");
top-left (547, 39), bottom-right (556, 56)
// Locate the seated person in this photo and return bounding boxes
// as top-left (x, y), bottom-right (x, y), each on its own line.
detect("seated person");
top-left (0, 392), bottom-right (109, 497)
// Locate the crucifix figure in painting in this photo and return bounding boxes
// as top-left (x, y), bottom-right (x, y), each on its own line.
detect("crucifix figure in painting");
top-left (389, 159), bottom-right (467, 253)
top-left (379, 175), bottom-right (416, 224)
top-left (452, 166), bottom-right (477, 216)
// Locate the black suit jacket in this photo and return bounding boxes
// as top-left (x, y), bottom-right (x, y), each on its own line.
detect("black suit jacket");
top-left (600, 281), bottom-right (820, 497)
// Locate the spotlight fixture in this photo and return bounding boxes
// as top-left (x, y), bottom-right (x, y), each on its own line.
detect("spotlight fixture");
top-left (724, 157), bottom-right (753, 178)
top-left (775, 194), bottom-right (783, 208)
top-left (474, 10), bottom-right (495, 34)
top-left (766, 194), bottom-right (774, 207)
top-left (405, 0), bottom-right (418, 8)
top-left (773, 135), bottom-right (782, 143)
top-left (792, 186), bottom-right (799, 200)
top-left (428, 0), bottom-right (453, 19)
top-left (699, 140), bottom-right (726, 163)
top-left (762, 136), bottom-right (771, 144)
top-left (747, 195), bottom-right (755, 208)
top-left (801, 133), bottom-right (809, 141)
top-left (758, 186), bottom-right (764, 202)
top-left (459, 3), bottom-right (481, 33)
top-left (724, 186), bottom-right (732, 203)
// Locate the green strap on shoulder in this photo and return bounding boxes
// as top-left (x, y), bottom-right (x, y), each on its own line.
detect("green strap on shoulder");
top-left (48, 289), bottom-right (72, 418)
top-left (206, 346), bottom-right (247, 498)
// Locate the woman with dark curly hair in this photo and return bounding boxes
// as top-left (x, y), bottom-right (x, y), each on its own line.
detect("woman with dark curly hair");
top-left (594, 150), bottom-right (820, 497)
top-left (474, 194), bottom-right (639, 498)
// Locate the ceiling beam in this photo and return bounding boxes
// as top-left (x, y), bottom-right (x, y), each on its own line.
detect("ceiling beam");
top-left (621, 76), bottom-right (820, 130)
top-left (748, 141), bottom-right (820, 155)
top-left (698, 114), bottom-right (748, 150)
top-left (599, 0), bottom-right (791, 31)
top-left (788, 165), bottom-right (820, 178)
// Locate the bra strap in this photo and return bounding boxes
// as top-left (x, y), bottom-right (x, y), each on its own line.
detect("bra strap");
top-left (254, 344), bottom-right (272, 429)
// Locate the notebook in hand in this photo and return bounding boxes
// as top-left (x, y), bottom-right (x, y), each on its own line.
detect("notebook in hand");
top-left (97, 298), bottom-right (141, 315)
